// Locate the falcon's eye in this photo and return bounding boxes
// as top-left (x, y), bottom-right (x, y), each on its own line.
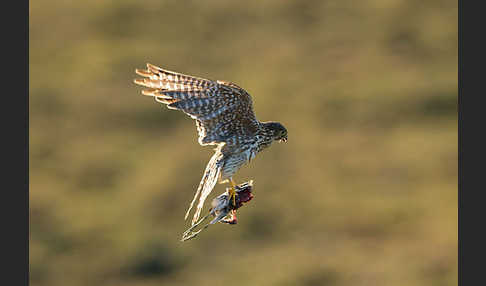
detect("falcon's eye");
top-left (278, 130), bottom-right (288, 142)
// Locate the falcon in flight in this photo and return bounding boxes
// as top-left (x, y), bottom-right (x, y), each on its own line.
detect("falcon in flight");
top-left (134, 63), bottom-right (288, 225)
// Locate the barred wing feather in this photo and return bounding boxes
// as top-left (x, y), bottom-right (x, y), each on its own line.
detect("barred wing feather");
top-left (134, 63), bottom-right (259, 146)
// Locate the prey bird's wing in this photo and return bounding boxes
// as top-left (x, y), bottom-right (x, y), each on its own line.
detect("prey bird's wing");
top-left (134, 63), bottom-right (260, 146)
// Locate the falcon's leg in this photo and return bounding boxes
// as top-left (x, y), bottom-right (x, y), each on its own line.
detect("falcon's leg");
top-left (227, 177), bottom-right (238, 223)
top-left (228, 177), bottom-right (237, 207)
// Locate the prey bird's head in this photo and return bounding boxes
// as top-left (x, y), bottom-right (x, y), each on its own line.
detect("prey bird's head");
top-left (262, 121), bottom-right (288, 143)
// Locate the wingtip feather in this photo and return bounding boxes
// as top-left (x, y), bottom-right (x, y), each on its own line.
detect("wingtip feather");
top-left (147, 63), bottom-right (161, 73)
top-left (155, 97), bottom-right (178, 105)
top-left (141, 89), bottom-right (158, 96)
top-left (133, 78), bottom-right (145, 85)
top-left (135, 68), bottom-right (151, 77)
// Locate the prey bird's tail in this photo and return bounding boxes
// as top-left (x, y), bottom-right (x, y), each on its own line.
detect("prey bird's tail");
top-left (185, 149), bottom-right (224, 225)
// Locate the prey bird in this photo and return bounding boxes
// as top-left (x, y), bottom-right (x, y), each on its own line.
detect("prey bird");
top-left (133, 64), bottom-right (288, 225)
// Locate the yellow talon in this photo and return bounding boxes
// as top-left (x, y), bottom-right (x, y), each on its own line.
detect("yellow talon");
top-left (229, 178), bottom-right (237, 207)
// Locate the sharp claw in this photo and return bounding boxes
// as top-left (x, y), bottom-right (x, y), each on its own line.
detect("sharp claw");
top-left (222, 210), bottom-right (238, 224)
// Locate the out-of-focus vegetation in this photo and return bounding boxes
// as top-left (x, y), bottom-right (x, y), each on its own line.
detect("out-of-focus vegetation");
top-left (30, 0), bottom-right (457, 285)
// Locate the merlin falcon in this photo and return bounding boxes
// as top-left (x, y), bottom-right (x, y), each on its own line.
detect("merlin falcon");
top-left (134, 63), bottom-right (288, 225)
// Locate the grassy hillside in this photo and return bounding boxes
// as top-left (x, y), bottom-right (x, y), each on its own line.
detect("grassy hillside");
top-left (30, 1), bottom-right (457, 285)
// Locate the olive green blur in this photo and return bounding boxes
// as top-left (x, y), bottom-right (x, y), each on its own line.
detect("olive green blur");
top-left (30, 1), bottom-right (457, 285)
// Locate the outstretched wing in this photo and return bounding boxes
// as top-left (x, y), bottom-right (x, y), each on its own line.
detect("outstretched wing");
top-left (134, 63), bottom-right (260, 146)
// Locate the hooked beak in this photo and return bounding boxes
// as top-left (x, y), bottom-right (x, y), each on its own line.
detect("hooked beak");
top-left (279, 136), bottom-right (288, 143)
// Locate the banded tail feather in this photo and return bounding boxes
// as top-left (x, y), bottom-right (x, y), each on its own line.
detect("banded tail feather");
top-left (184, 149), bottom-right (224, 225)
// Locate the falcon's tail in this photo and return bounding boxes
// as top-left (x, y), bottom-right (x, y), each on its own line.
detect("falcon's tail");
top-left (184, 150), bottom-right (224, 225)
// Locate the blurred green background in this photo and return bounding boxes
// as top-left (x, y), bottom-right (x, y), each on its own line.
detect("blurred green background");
top-left (30, 0), bottom-right (457, 285)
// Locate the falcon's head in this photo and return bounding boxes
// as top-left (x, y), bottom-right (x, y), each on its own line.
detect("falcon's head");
top-left (263, 122), bottom-right (288, 143)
